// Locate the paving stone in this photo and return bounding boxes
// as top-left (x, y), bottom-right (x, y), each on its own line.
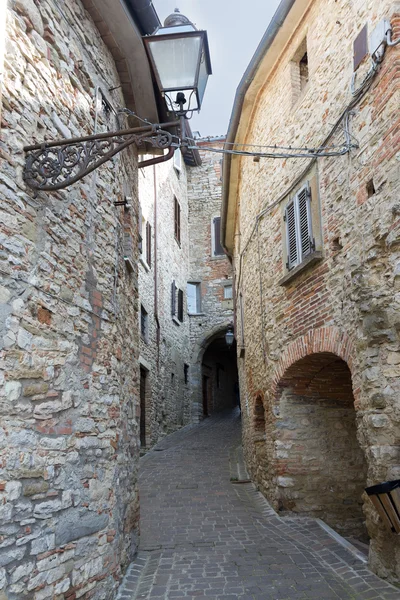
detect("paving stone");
top-left (117, 411), bottom-right (400, 600)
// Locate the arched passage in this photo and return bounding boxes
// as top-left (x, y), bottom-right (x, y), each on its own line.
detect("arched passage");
top-left (272, 352), bottom-right (368, 542)
top-left (190, 323), bottom-right (239, 421)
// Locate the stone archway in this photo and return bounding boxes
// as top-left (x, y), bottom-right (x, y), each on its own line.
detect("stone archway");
top-left (268, 332), bottom-right (368, 542)
top-left (189, 322), bottom-right (237, 422)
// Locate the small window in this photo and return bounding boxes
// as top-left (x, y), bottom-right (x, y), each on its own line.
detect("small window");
top-left (291, 38), bottom-right (309, 104)
top-left (140, 305), bottom-right (148, 342)
top-left (187, 282), bottom-right (201, 314)
top-left (146, 222), bottom-right (152, 267)
top-left (184, 364), bottom-right (189, 384)
top-left (285, 183), bottom-right (315, 270)
top-left (171, 280), bottom-right (176, 316)
top-left (174, 148), bottom-right (182, 173)
top-left (212, 216), bottom-right (224, 256)
top-left (224, 285), bottom-right (233, 300)
top-left (174, 197), bottom-right (181, 245)
top-left (177, 289), bottom-right (184, 322)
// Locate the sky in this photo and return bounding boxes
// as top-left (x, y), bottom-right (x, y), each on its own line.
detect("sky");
top-left (152, 0), bottom-right (281, 137)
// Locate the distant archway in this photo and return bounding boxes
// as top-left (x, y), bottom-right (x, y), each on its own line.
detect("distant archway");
top-left (190, 322), bottom-right (238, 422)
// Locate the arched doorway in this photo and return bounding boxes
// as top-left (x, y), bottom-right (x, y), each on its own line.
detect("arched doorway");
top-left (273, 352), bottom-right (368, 542)
top-left (201, 335), bottom-right (239, 416)
top-left (190, 323), bottom-right (239, 421)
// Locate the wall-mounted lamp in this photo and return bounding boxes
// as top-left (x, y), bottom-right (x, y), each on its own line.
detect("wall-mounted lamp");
top-left (23, 10), bottom-right (211, 192)
top-left (225, 324), bottom-right (235, 349)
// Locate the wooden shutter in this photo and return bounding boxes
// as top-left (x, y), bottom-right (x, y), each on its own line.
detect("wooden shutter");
top-left (146, 222), bottom-right (152, 267)
top-left (213, 217), bottom-right (223, 255)
top-left (297, 184), bottom-right (313, 259)
top-left (178, 289), bottom-right (184, 322)
top-left (285, 200), bottom-right (298, 270)
top-left (171, 280), bottom-right (176, 315)
top-left (138, 204), bottom-right (143, 253)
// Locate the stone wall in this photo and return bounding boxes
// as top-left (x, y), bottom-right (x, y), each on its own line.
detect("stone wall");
top-left (187, 140), bottom-right (235, 421)
top-left (231, 0), bottom-right (400, 583)
top-left (1, 1), bottom-right (141, 597)
top-left (138, 155), bottom-right (192, 446)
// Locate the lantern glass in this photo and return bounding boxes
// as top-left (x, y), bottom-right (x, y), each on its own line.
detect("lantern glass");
top-left (147, 34), bottom-right (202, 91)
top-left (225, 330), bottom-right (235, 348)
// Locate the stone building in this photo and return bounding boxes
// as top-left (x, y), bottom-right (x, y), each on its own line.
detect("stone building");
top-left (137, 137), bottom-right (237, 447)
top-left (0, 0), bottom-right (166, 598)
top-left (222, 0), bottom-right (400, 584)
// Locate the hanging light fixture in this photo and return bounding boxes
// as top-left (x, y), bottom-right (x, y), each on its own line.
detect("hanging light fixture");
top-left (225, 324), bottom-right (235, 348)
top-left (23, 9), bottom-right (211, 192)
top-left (143, 9), bottom-right (212, 113)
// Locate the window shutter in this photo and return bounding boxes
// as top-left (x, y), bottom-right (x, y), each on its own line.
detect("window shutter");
top-left (171, 280), bottom-right (176, 315)
top-left (174, 197), bottom-right (181, 243)
top-left (285, 201), bottom-right (298, 270)
top-left (178, 289), bottom-right (184, 322)
top-left (138, 205), bottom-right (143, 253)
top-left (213, 217), bottom-right (223, 255)
top-left (297, 184), bottom-right (313, 259)
top-left (146, 222), bottom-right (152, 267)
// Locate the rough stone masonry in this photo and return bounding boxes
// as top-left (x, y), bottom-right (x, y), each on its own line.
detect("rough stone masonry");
top-left (0, 1), bottom-right (141, 598)
top-left (223, 0), bottom-right (400, 586)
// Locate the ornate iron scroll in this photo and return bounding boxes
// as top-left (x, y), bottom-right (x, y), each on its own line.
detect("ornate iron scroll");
top-left (23, 129), bottom-right (173, 191)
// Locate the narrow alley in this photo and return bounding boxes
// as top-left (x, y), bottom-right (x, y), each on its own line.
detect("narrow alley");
top-left (117, 411), bottom-right (398, 600)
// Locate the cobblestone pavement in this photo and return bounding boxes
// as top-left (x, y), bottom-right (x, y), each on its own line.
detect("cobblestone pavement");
top-left (117, 410), bottom-right (399, 600)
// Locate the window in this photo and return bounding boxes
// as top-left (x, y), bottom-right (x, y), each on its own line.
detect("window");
top-left (224, 285), bottom-right (233, 300)
top-left (212, 216), bottom-right (224, 256)
top-left (146, 222), bottom-right (152, 267)
top-left (291, 38), bottom-right (309, 104)
top-left (140, 305), bottom-right (148, 342)
top-left (171, 280), bottom-right (176, 316)
top-left (174, 148), bottom-right (182, 173)
top-left (177, 289), bottom-right (184, 322)
top-left (187, 282), bottom-right (201, 314)
top-left (174, 197), bottom-right (181, 244)
top-left (285, 182), bottom-right (315, 271)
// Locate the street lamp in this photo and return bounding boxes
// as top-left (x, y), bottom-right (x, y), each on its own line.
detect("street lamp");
top-left (23, 10), bottom-right (211, 192)
top-left (143, 10), bottom-right (212, 114)
top-left (225, 325), bottom-right (235, 349)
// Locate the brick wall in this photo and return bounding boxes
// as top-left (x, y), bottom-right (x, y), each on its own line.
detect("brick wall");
top-left (0, 1), bottom-right (140, 597)
top-left (231, 0), bottom-right (400, 583)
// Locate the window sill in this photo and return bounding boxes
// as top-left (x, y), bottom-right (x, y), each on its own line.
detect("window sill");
top-left (188, 312), bottom-right (205, 317)
top-left (279, 251), bottom-right (323, 286)
top-left (210, 254), bottom-right (226, 261)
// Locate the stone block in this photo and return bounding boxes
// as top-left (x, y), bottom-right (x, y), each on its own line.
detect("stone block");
top-left (54, 509), bottom-right (109, 546)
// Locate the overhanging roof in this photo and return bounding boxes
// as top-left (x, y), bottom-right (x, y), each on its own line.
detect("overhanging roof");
top-left (82, 0), bottom-right (161, 124)
top-left (221, 0), bottom-right (313, 256)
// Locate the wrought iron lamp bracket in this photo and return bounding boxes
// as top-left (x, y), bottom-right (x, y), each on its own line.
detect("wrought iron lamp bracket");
top-left (23, 123), bottom-right (176, 192)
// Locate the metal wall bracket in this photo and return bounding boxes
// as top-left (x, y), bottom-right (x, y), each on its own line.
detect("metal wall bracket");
top-left (23, 122), bottom-right (177, 191)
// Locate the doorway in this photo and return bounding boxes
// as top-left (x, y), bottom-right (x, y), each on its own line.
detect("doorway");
top-left (140, 367), bottom-right (147, 447)
top-left (202, 375), bottom-right (210, 417)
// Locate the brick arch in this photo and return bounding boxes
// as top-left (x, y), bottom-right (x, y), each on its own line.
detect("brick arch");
top-left (272, 326), bottom-right (359, 406)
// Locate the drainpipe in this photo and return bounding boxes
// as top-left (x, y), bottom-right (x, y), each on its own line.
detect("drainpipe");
top-left (153, 164), bottom-right (160, 370)
top-left (0, 0), bottom-right (7, 125)
top-left (139, 146), bottom-right (174, 169)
